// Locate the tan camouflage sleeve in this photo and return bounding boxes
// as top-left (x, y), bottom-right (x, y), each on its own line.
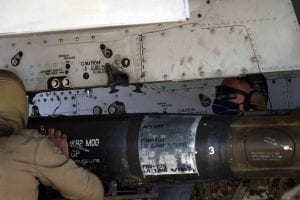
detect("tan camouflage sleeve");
top-left (34, 137), bottom-right (104, 200)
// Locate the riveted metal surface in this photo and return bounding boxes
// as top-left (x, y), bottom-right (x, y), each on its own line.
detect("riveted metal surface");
top-left (29, 70), bottom-right (300, 117)
top-left (141, 25), bottom-right (258, 82)
top-left (0, 0), bottom-right (299, 90)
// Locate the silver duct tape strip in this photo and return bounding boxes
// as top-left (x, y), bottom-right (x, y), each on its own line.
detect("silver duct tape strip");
top-left (138, 115), bottom-right (201, 176)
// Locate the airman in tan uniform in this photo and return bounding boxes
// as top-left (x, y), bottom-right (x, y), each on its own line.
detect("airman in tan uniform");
top-left (0, 70), bottom-right (104, 200)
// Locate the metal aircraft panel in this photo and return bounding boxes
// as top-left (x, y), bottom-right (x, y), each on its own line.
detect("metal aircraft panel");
top-left (0, 0), bottom-right (299, 91)
top-left (0, 0), bottom-right (189, 35)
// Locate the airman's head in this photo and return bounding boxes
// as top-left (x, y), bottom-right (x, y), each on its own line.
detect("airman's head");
top-left (0, 70), bottom-right (28, 130)
top-left (212, 75), bottom-right (268, 115)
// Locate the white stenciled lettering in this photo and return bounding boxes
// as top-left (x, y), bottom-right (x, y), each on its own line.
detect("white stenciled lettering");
top-left (208, 146), bottom-right (215, 155)
top-left (74, 158), bottom-right (101, 166)
top-left (69, 139), bottom-right (84, 146)
top-left (85, 138), bottom-right (100, 147)
top-left (70, 149), bottom-right (80, 158)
